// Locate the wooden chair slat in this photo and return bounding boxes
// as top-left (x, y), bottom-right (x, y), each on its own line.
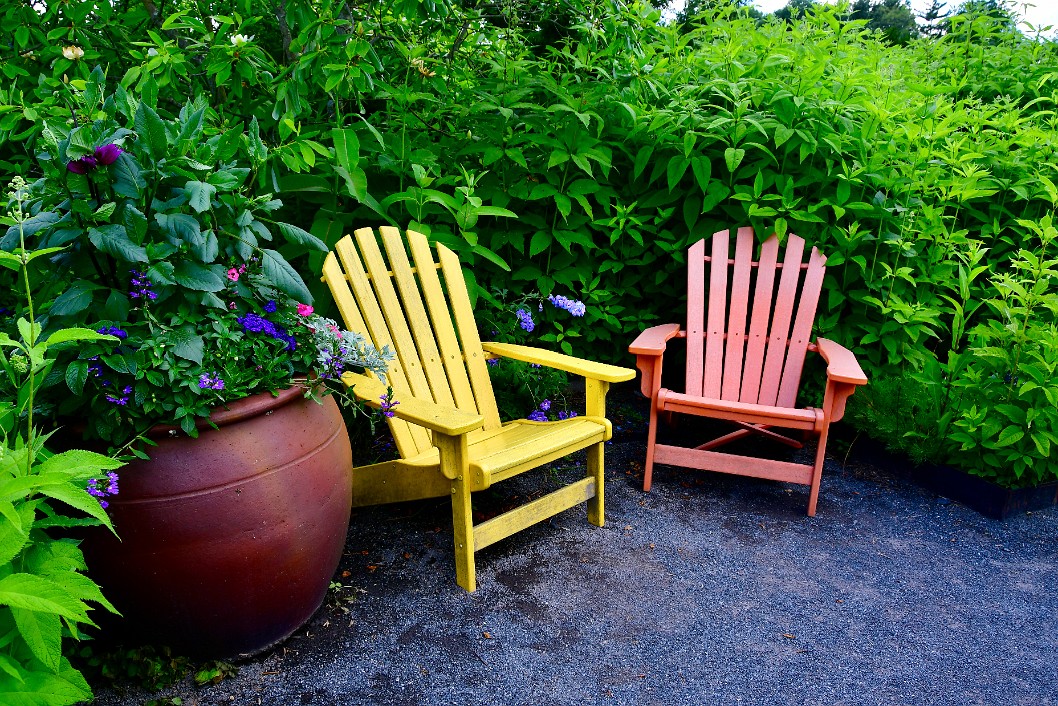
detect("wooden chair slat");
top-left (721, 226), bottom-right (755, 401)
top-left (685, 239), bottom-right (707, 398)
top-left (334, 234), bottom-right (431, 455)
top-left (739, 236), bottom-right (779, 404)
top-left (776, 246), bottom-right (827, 408)
top-left (703, 230), bottom-right (730, 398)
top-left (379, 226), bottom-right (456, 410)
top-left (757, 234), bottom-right (806, 407)
top-left (405, 230), bottom-right (480, 415)
top-left (321, 253), bottom-right (368, 338)
top-left (437, 243), bottom-right (502, 430)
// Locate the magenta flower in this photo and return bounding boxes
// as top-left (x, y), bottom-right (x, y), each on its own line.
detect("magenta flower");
top-left (66, 155), bottom-right (97, 174)
top-left (227, 268), bottom-right (240, 282)
top-left (94, 143), bottom-right (124, 166)
top-left (297, 303), bottom-right (314, 317)
top-left (66, 143), bottom-right (124, 174)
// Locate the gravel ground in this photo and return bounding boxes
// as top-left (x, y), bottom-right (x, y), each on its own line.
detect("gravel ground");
top-left (89, 389), bottom-right (1058, 705)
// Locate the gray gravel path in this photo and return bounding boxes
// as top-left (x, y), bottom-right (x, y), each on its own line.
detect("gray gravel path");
top-left (91, 393), bottom-right (1058, 705)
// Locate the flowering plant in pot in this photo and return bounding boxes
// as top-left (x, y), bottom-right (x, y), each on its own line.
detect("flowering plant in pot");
top-left (0, 69), bottom-right (390, 658)
top-left (0, 68), bottom-right (389, 444)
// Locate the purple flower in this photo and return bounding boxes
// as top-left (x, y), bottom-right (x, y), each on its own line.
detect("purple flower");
top-left (486, 358), bottom-right (499, 367)
top-left (129, 270), bottom-right (157, 301)
top-left (539, 399), bottom-right (551, 411)
top-left (66, 143), bottom-right (124, 174)
top-left (198, 372), bottom-right (225, 390)
top-left (66, 155), bottom-right (97, 174)
top-left (379, 392), bottom-right (399, 418)
top-left (515, 308), bottom-right (535, 333)
top-left (264, 300), bottom-right (278, 313)
top-left (527, 409), bottom-right (548, 422)
top-left (87, 356), bottom-right (103, 377)
top-left (97, 326), bottom-right (128, 339)
top-left (548, 294), bottom-right (586, 317)
top-left (87, 471), bottom-right (120, 510)
top-left (104, 385), bottom-right (132, 406)
top-left (94, 143), bottom-right (124, 166)
top-left (238, 312), bottom-right (296, 351)
top-left (558, 410), bottom-right (578, 420)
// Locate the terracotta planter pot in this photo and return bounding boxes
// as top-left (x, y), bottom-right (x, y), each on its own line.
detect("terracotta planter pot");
top-left (82, 386), bottom-right (352, 659)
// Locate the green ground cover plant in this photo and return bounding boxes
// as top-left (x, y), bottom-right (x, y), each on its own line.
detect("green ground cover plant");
top-left (0, 2), bottom-right (1055, 482)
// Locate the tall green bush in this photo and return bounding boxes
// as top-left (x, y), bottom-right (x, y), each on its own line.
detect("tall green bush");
top-left (2, 0), bottom-right (1056, 485)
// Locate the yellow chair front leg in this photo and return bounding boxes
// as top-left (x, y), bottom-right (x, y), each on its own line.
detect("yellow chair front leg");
top-left (436, 432), bottom-right (476, 592)
top-left (586, 378), bottom-right (609, 527)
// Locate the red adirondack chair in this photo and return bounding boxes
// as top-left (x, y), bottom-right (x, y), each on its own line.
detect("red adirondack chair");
top-left (629, 227), bottom-right (867, 515)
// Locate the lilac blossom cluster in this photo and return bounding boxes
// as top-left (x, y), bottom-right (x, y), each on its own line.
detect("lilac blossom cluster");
top-left (307, 315), bottom-right (391, 380)
top-left (129, 270), bottom-right (157, 301)
top-left (548, 294), bottom-right (586, 317)
top-left (237, 312), bottom-right (297, 351)
top-left (198, 372), bottom-right (226, 390)
top-left (515, 308), bottom-right (535, 332)
top-left (87, 471), bottom-right (120, 509)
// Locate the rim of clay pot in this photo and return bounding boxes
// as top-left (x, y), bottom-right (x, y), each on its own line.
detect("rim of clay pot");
top-left (146, 384), bottom-right (310, 438)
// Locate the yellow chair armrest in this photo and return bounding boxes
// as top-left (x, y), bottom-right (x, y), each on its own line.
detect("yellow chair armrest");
top-left (481, 342), bottom-right (635, 383)
top-left (340, 372), bottom-right (484, 436)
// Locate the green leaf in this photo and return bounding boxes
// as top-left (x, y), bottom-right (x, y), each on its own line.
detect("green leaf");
top-left (275, 222), bottom-right (327, 252)
top-left (0, 574), bottom-right (90, 622)
top-left (206, 169), bottom-right (247, 191)
top-left (529, 231), bottom-right (551, 257)
top-left (331, 128), bottom-right (360, 173)
top-left (470, 244), bottom-right (510, 272)
top-left (724, 147), bottom-right (746, 174)
top-left (64, 360), bottom-right (88, 396)
top-left (666, 155), bottom-right (689, 192)
top-left (111, 153), bottom-right (145, 198)
top-left (47, 282), bottom-right (99, 317)
top-left (88, 225), bottom-right (148, 263)
top-left (44, 328), bottom-right (115, 346)
top-left (0, 657), bottom-right (93, 704)
top-left (994, 426), bottom-right (1024, 448)
top-left (36, 449), bottom-right (123, 478)
top-left (474, 206), bottom-right (517, 218)
top-left (0, 502), bottom-right (34, 566)
top-left (261, 249), bottom-right (312, 303)
top-left (172, 261), bottom-right (225, 292)
top-left (12, 609), bottom-right (61, 672)
top-left (134, 101), bottom-right (168, 158)
top-left (184, 181), bottom-right (216, 213)
top-left (155, 212), bottom-right (203, 247)
top-left (690, 157), bottom-right (712, 194)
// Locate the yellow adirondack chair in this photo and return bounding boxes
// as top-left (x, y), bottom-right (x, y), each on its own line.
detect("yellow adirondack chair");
top-left (322, 226), bottom-right (634, 592)
top-left (629, 227), bottom-right (868, 516)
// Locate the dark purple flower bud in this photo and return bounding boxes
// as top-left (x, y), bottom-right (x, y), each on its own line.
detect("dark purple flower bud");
top-left (94, 143), bottom-right (124, 166)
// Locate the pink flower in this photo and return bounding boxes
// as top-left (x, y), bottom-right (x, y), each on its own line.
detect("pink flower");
top-left (227, 268), bottom-right (240, 282)
top-left (238, 264), bottom-right (247, 274)
top-left (228, 302), bottom-right (237, 310)
top-left (297, 303), bottom-right (314, 317)
top-left (328, 324), bottom-right (340, 334)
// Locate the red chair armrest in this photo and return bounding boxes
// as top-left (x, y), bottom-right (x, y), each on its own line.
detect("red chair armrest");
top-left (816, 338), bottom-right (867, 386)
top-left (629, 323), bottom-right (682, 356)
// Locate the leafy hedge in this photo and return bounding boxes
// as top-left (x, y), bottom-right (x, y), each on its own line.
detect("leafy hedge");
top-left (1, 0), bottom-right (1057, 486)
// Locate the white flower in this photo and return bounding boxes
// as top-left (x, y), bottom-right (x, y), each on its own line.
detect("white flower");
top-left (230, 34), bottom-right (254, 46)
top-left (147, 47), bottom-right (159, 57)
top-left (62, 46), bottom-right (84, 61)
